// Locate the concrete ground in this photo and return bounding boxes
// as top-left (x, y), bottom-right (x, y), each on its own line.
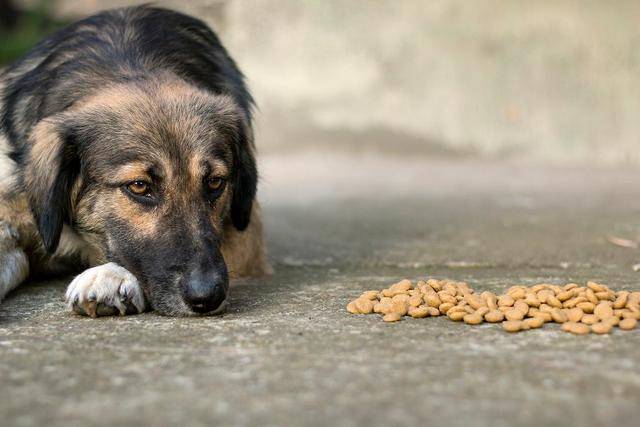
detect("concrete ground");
top-left (2, 152), bottom-right (640, 427)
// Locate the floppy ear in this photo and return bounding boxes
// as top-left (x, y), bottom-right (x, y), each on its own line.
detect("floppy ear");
top-left (24, 119), bottom-right (79, 253)
top-left (231, 123), bottom-right (257, 231)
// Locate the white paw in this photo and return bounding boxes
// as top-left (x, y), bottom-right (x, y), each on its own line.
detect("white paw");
top-left (65, 262), bottom-right (145, 317)
top-left (0, 222), bottom-right (29, 301)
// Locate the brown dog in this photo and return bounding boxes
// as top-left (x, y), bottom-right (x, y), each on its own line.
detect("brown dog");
top-left (0, 6), bottom-right (269, 316)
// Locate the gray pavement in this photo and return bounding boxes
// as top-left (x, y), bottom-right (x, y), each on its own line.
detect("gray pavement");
top-left (2, 154), bottom-right (640, 427)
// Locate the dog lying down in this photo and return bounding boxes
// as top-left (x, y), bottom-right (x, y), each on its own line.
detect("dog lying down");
top-left (0, 6), bottom-right (270, 316)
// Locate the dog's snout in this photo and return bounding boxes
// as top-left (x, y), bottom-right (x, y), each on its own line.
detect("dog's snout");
top-left (183, 269), bottom-right (227, 313)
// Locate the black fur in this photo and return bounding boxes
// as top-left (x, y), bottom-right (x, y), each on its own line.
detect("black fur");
top-left (1, 5), bottom-right (257, 250)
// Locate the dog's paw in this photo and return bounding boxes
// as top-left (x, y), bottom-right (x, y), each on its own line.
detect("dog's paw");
top-left (65, 262), bottom-right (145, 317)
top-left (0, 221), bottom-right (29, 301)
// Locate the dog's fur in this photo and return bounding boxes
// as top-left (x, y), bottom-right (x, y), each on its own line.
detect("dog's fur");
top-left (0, 5), bottom-right (269, 316)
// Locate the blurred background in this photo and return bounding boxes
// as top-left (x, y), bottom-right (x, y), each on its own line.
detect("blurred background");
top-left (3, 0), bottom-right (640, 166)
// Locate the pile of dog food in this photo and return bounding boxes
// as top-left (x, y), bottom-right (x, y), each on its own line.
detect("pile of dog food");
top-left (346, 279), bottom-right (639, 334)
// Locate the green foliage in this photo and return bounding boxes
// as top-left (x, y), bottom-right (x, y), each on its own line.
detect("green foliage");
top-left (0, 5), bottom-right (70, 65)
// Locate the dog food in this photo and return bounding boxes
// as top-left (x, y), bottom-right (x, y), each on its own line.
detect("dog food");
top-left (347, 279), bottom-right (640, 335)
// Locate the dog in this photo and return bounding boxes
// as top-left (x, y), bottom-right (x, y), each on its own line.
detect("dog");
top-left (0, 5), bottom-right (269, 317)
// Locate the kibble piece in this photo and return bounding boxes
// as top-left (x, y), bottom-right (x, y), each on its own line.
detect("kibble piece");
top-left (361, 291), bottom-right (380, 300)
top-left (590, 321), bottom-right (613, 334)
top-left (536, 311), bottom-right (552, 322)
top-left (566, 308), bottom-right (584, 323)
top-left (594, 302), bottom-right (614, 320)
top-left (505, 309), bottom-right (525, 321)
top-left (475, 307), bottom-right (490, 317)
top-left (497, 294), bottom-right (515, 307)
top-left (508, 287), bottom-right (526, 300)
top-left (347, 301), bottom-right (360, 314)
top-left (524, 316), bottom-right (545, 329)
top-left (438, 302), bottom-right (455, 314)
top-left (562, 322), bottom-right (590, 335)
top-left (619, 318), bottom-right (637, 330)
top-left (465, 294), bottom-right (487, 310)
top-left (448, 310), bottom-right (465, 321)
top-left (484, 310), bottom-right (504, 323)
top-left (355, 298), bottom-right (375, 314)
top-left (408, 306), bottom-right (429, 318)
top-left (502, 320), bottom-right (523, 332)
top-left (547, 295), bottom-right (563, 308)
top-left (551, 308), bottom-right (568, 323)
top-left (587, 281), bottom-right (605, 292)
top-left (563, 283), bottom-right (579, 291)
top-left (426, 307), bottom-right (441, 316)
top-left (463, 313), bottom-right (483, 325)
top-left (556, 290), bottom-right (574, 302)
top-left (514, 300), bottom-right (529, 314)
top-left (408, 295), bottom-right (423, 307)
top-left (439, 292), bottom-right (457, 305)
top-left (524, 293), bottom-right (541, 307)
top-left (424, 293), bottom-right (442, 308)
top-left (443, 282), bottom-right (458, 296)
top-left (536, 289), bottom-right (553, 304)
top-left (383, 313), bottom-right (402, 322)
top-left (613, 292), bottom-right (629, 309)
top-left (585, 289), bottom-right (599, 304)
top-left (576, 302), bottom-right (595, 314)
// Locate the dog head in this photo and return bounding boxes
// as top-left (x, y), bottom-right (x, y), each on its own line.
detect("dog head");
top-left (23, 76), bottom-right (256, 315)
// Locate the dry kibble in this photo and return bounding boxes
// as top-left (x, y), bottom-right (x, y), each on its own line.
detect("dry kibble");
top-left (361, 291), bottom-right (380, 300)
top-left (556, 290), bottom-right (574, 302)
top-left (475, 307), bottom-right (490, 317)
top-left (497, 294), bottom-right (515, 307)
top-left (347, 278), bottom-right (639, 335)
top-left (505, 309), bottom-right (525, 321)
top-left (581, 314), bottom-right (597, 325)
top-left (438, 302), bottom-right (455, 314)
top-left (408, 306), bottom-right (429, 318)
top-left (347, 301), bottom-right (360, 314)
top-left (547, 295), bottom-right (563, 308)
top-left (448, 310), bottom-right (465, 321)
top-left (408, 295), bottom-right (423, 307)
top-left (594, 302), bottom-right (614, 321)
top-left (503, 320), bottom-right (523, 332)
top-left (524, 317), bottom-right (545, 329)
top-left (355, 298), bottom-right (375, 314)
top-left (587, 281), bottom-right (605, 292)
top-left (591, 321), bottom-right (613, 334)
top-left (566, 308), bottom-right (584, 323)
top-left (426, 307), bottom-right (440, 317)
top-left (562, 322), bottom-right (590, 335)
top-left (508, 287), bottom-right (526, 300)
top-left (613, 292), bottom-right (628, 309)
top-left (383, 313), bottom-right (402, 322)
top-left (619, 318), bottom-right (637, 330)
top-left (576, 302), bottom-right (595, 314)
top-left (463, 313), bottom-right (483, 325)
top-left (551, 308), bottom-right (568, 323)
top-left (484, 310), bottom-right (504, 323)
top-left (439, 293), bottom-right (457, 305)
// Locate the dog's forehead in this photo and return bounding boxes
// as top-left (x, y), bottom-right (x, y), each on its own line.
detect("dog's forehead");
top-left (77, 77), bottom-right (239, 175)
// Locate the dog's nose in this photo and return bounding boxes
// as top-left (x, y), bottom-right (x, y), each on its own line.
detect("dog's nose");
top-left (183, 270), bottom-right (228, 313)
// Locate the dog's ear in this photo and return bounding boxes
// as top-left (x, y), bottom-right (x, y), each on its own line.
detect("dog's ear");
top-left (24, 118), bottom-right (79, 253)
top-left (231, 123), bottom-right (257, 231)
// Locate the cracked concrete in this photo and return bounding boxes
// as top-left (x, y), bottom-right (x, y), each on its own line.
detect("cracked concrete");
top-left (2, 154), bottom-right (640, 426)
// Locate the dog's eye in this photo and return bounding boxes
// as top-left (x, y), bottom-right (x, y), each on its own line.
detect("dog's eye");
top-left (207, 178), bottom-right (226, 192)
top-left (127, 180), bottom-right (150, 196)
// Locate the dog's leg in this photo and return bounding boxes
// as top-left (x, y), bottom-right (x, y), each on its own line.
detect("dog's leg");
top-left (0, 221), bottom-right (30, 301)
top-left (65, 262), bottom-right (146, 317)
